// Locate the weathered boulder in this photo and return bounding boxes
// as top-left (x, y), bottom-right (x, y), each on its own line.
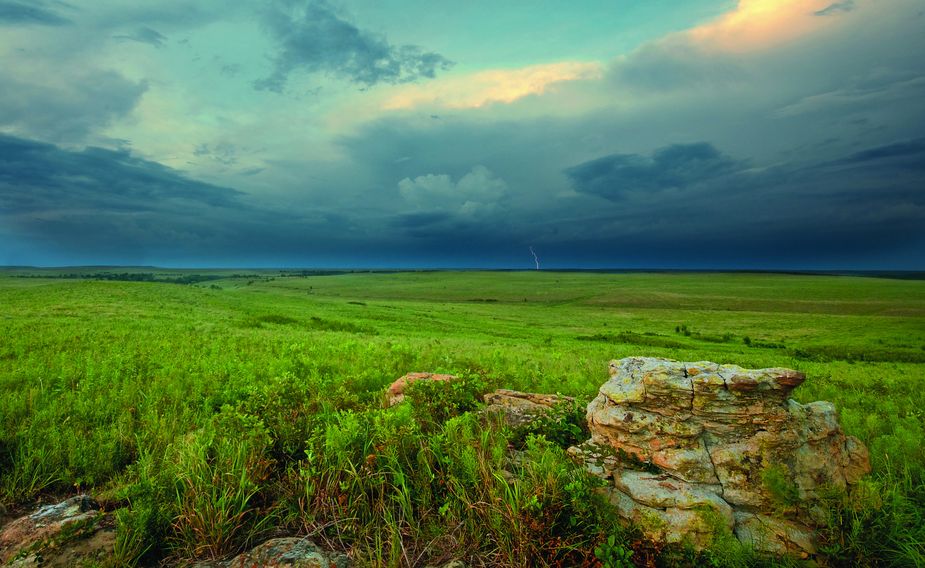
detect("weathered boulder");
top-left (386, 372), bottom-right (457, 406)
top-left (193, 537), bottom-right (350, 567)
top-left (0, 495), bottom-right (115, 566)
top-left (483, 389), bottom-right (574, 427)
top-left (572, 357), bottom-right (870, 556)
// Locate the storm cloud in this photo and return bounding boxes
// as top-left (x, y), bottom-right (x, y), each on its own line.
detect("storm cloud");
top-left (553, 137), bottom-right (925, 266)
top-left (0, 134), bottom-right (245, 214)
top-left (255, 0), bottom-right (453, 92)
top-left (565, 143), bottom-right (745, 200)
top-left (0, 71), bottom-right (148, 142)
top-left (1, 132), bottom-right (923, 268)
top-left (0, 134), bottom-right (254, 259)
top-left (0, 0), bottom-right (923, 268)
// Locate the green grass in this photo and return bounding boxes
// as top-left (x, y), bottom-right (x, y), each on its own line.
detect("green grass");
top-left (0, 270), bottom-right (923, 566)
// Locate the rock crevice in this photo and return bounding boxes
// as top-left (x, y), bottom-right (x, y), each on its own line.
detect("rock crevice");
top-left (571, 357), bottom-right (870, 555)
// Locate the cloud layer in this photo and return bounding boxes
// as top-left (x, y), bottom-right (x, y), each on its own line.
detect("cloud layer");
top-left (0, 0), bottom-right (923, 268)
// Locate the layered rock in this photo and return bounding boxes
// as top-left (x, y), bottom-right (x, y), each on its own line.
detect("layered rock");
top-left (572, 357), bottom-right (869, 556)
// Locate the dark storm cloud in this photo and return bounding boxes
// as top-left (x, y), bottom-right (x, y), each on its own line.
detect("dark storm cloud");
top-left (815, 1), bottom-right (855, 16)
top-left (348, 122), bottom-right (925, 267)
top-left (0, 134), bottom-right (297, 263)
top-left (0, 134), bottom-right (389, 264)
top-left (113, 26), bottom-right (167, 47)
top-left (551, 137), bottom-right (925, 265)
top-left (831, 138), bottom-right (925, 167)
top-left (334, 104), bottom-right (924, 267)
top-left (0, 70), bottom-right (147, 142)
top-left (564, 143), bottom-right (745, 200)
top-left (0, 134), bottom-right (245, 214)
top-left (0, 0), bottom-right (70, 25)
top-left (2, 132), bottom-right (922, 268)
top-left (255, 0), bottom-right (453, 92)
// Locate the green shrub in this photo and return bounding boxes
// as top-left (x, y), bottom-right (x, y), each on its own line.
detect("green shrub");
top-left (509, 397), bottom-right (589, 449)
top-left (238, 372), bottom-right (320, 461)
top-left (403, 373), bottom-right (490, 430)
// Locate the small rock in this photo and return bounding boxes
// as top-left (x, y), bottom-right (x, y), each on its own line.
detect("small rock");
top-left (195, 537), bottom-right (349, 568)
top-left (0, 495), bottom-right (114, 566)
top-left (387, 372), bottom-right (457, 406)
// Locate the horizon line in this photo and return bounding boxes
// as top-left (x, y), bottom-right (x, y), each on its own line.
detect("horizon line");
top-left (2, 265), bottom-right (923, 275)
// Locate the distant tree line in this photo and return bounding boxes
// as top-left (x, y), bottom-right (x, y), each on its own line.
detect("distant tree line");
top-left (14, 272), bottom-right (235, 285)
top-left (14, 268), bottom-right (439, 284)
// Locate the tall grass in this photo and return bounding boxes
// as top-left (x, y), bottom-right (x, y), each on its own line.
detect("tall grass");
top-left (170, 408), bottom-right (276, 560)
top-left (293, 388), bottom-right (626, 567)
top-left (0, 271), bottom-right (923, 566)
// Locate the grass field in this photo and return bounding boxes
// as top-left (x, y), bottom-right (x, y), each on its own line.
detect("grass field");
top-left (1, 270), bottom-right (923, 566)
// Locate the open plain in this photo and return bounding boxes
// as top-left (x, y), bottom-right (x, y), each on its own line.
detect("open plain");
top-left (1, 270), bottom-right (923, 566)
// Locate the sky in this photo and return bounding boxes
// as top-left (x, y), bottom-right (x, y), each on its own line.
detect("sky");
top-left (1, 0), bottom-right (924, 269)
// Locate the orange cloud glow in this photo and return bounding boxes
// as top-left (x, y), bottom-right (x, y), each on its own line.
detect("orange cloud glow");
top-left (373, 1), bottom-right (861, 114)
top-left (381, 61), bottom-right (602, 110)
top-left (689, 0), bottom-right (857, 52)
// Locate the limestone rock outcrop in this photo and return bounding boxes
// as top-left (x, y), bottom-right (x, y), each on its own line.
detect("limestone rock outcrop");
top-left (386, 372), bottom-right (457, 406)
top-left (483, 389), bottom-right (574, 426)
top-left (571, 357), bottom-right (870, 555)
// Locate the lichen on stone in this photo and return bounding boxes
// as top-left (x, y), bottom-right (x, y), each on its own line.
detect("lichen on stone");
top-left (570, 357), bottom-right (870, 556)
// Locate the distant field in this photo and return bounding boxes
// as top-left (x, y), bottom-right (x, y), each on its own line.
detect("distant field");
top-left (1, 270), bottom-right (923, 566)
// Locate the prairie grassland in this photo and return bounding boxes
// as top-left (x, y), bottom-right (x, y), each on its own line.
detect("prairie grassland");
top-left (0, 270), bottom-right (923, 566)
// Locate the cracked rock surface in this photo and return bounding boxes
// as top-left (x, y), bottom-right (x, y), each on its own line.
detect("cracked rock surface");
top-left (570, 357), bottom-right (870, 555)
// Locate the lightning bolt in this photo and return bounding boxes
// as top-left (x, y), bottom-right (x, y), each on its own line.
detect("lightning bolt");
top-left (529, 246), bottom-right (540, 270)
